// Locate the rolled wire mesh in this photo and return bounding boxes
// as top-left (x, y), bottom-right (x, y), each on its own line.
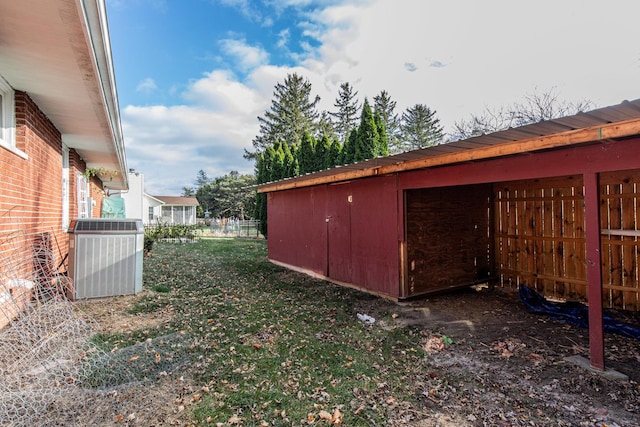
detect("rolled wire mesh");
top-left (0, 221), bottom-right (191, 426)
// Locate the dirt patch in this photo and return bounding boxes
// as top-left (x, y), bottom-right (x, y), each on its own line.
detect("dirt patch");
top-left (76, 291), bottom-right (173, 334)
top-left (355, 286), bottom-right (640, 426)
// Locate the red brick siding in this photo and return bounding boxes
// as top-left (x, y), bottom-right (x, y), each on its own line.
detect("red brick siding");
top-left (0, 91), bottom-right (104, 286)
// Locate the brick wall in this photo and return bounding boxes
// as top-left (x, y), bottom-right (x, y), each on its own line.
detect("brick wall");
top-left (0, 91), bottom-right (105, 318)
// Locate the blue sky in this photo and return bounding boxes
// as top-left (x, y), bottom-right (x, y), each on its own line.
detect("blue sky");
top-left (106, 0), bottom-right (640, 196)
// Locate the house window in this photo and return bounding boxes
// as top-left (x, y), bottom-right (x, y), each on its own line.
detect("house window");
top-left (76, 173), bottom-right (90, 218)
top-left (148, 206), bottom-right (154, 222)
top-left (0, 74), bottom-right (19, 156)
top-left (161, 206), bottom-right (172, 223)
top-left (173, 206), bottom-right (184, 224)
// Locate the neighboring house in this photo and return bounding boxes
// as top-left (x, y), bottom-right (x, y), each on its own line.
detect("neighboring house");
top-left (258, 99), bottom-right (640, 371)
top-left (108, 172), bottom-right (199, 225)
top-left (0, 0), bottom-right (128, 325)
top-left (109, 171), bottom-right (164, 224)
top-left (153, 197), bottom-right (199, 226)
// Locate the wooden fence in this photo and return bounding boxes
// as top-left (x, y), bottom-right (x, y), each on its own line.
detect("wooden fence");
top-left (494, 170), bottom-right (639, 311)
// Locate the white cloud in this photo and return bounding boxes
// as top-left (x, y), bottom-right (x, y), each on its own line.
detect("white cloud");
top-left (121, 100), bottom-right (260, 195)
top-left (217, 0), bottom-right (261, 21)
top-left (121, 0), bottom-right (640, 195)
top-left (297, 0), bottom-right (640, 130)
top-left (182, 69), bottom-right (265, 113)
top-left (277, 28), bottom-right (290, 49)
top-left (219, 38), bottom-right (270, 72)
top-left (136, 77), bottom-right (157, 94)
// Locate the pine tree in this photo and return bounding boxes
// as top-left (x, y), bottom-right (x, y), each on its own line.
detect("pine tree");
top-left (250, 73), bottom-right (320, 156)
top-left (281, 141), bottom-right (297, 178)
top-left (255, 147), bottom-right (276, 237)
top-left (271, 144), bottom-right (286, 181)
top-left (298, 131), bottom-right (317, 174)
top-left (329, 82), bottom-right (360, 144)
top-left (374, 111), bottom-right (389, 157)
top-left (354, 99), bottom-right (379, 162)
top-left (194, 169), bottom-right (210, 188)
top-left (373, 90), bottom-right (401, 153)
top-left (340, 129), bottom-right (358, 165)
top-left (326, 138), bottom-right (342, 169)
top-left (316, 135), bottom-right (332, 171)
top-left (317, 111), bottom-right (337, 141)
top-left (400, 104), bottom-right (444, 150)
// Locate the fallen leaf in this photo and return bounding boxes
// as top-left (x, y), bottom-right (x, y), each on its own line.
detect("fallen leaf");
top-left (115, 413), bottom-right (124, 423)
top-left (318, 410), bottom-right (332, 420)
top-left (423, 336), bottom-right (444, 353)
top-left (253, 343), bottom-right (262, 350)
top-left (228, 414), bottom-right (243, 424)
top-left (331, 408), bottom-right (343, 425)
top-left (128, 355), bottom-right (140, 362)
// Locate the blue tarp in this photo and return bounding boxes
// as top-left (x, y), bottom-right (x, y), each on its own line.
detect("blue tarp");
top-left (102, 196), bottom-right (126, 218)
top-left (519, 285), bottom-right (640, 340)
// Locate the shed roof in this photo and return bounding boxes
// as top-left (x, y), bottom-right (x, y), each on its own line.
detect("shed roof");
top-left (258, 98), bottom-right (640, 193)
top-left (154, 196), bottom-right (200, 206)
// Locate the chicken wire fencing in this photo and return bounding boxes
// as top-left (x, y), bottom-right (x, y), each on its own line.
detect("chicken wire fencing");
top-left (209, 219), bottom-right (261, 238)
top-left (0, 222), bottom-right (193, 426)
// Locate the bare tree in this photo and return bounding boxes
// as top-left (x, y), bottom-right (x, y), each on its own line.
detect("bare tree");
top-left (452, 89), bottom-right (595, 141)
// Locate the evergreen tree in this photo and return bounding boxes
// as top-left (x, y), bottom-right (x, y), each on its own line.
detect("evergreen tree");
top-left (329, 82), bottom-right (360, 144)
top-left (326, 138), bottom-right (342, 169)
top-left (400, 104), bottom-right (444, 150)
top-left (340, 128), bottom-right (358, 165)
top-left (373, 90), bottom-right (401, 153)
top-left (271, 144), bottom-right (286, 181)
top-left (315, 135), bottom-right (332, 171)
top-left (254, 147), bottom-right (275, 238)
top-left (354, 99), bottom-right (379, 162)
top-left (316, 111), bottom-right (337, 141)
top-left (250, 73), bottom-right (320, 156)
top-left (261, 146), bottom-right (276, 182)
top-left (298, 131), bottom-right (316, 174)
top-left (281, 141), bottom-right (297, 178)
top-left (194, 169), bottom-right (210, 188)
top-left (374, 111), bottom-right (389, 157)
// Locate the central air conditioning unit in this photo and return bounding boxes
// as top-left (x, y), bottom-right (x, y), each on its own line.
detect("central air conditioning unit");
top-left (67, 218), bottom-right (144, 299)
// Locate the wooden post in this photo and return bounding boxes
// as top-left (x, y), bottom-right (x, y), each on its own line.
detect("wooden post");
top-left (584, 172), bottom-right (605, 370)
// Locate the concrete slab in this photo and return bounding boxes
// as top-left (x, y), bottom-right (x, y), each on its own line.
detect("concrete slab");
top-left (564, 355), bottom-right (629, 381)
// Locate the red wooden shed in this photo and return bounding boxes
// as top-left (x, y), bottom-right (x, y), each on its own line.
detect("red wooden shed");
top-left (258, 99), bottom-right (640, 371)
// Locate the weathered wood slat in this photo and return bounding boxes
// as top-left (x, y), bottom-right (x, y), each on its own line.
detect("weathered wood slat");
top-left (601, 229), bottom-right (640, 237)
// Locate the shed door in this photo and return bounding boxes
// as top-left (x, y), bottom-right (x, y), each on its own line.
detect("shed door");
top-left (327, 184), bottom-right (352, 283)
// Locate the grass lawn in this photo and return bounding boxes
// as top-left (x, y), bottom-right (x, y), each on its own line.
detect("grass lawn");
top-left (98, 238), bottom-right (431, 426)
